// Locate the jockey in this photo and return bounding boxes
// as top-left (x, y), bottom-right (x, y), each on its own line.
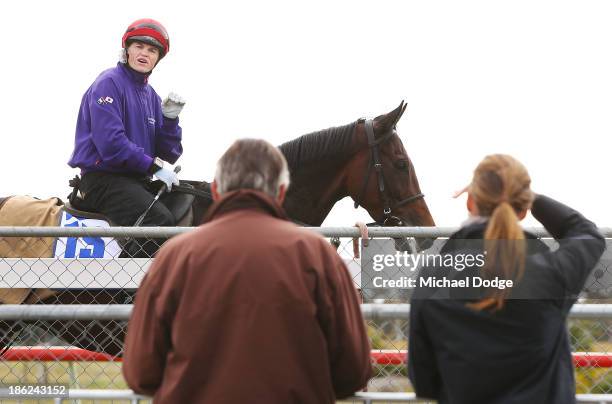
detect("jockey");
top-left (67, 18), bottom-right (185, 255)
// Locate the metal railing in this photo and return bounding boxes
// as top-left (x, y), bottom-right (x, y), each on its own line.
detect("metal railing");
top-left (0, 389), bottom-right (610, 403)
top-left (0, 303), bottom-right (608, 321)
top-left (0, 226), bottom-right (610, 238)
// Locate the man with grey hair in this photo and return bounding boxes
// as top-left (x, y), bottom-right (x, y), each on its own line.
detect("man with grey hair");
top-left (123, 138), bottom-right (372, 404)
top-left (213, 138), bottom-right (290, 201)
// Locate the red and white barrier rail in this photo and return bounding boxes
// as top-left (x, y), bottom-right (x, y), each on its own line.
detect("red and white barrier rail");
top-left (3, 347), bottom-right (612, 368)
top-left (370, 350), bottom-right (612, 368)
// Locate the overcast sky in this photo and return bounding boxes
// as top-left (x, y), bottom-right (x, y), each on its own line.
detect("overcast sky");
top-left (1, 0), bottom-right (610, 227)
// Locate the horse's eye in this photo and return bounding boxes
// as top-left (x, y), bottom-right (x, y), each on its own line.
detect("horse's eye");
top-left (394, 160), bottom-right (408, 170)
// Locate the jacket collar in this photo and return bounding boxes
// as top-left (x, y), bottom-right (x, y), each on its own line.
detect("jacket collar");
top-left (203, 189), bottom-right (290, 223)
top-left (117, 62), bottom-right (150, 85)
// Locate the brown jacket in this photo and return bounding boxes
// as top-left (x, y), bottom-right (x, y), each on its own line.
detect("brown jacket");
top-left (123, 190), bottom-right (372, 403)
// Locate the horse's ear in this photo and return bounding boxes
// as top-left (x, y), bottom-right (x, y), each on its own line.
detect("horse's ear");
top-left (375, 101), bottom-right (407, 132)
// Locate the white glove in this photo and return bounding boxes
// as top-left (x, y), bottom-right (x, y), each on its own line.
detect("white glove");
top-left (162, 92), bottom-right (186, 119)
top-left (154, 167), bottom-right (180, 191)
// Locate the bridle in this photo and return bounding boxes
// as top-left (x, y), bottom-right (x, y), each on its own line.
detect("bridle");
top-left (353, 119), bottom-right (424, 226)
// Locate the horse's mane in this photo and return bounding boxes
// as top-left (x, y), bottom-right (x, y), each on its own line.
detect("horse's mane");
top-left (279, 121), bottom-right (359, 172)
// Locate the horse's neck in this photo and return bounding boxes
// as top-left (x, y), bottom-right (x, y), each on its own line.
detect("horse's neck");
top-left (185, 155), bottom-right (352, 226)
top-left (284, 164), bottom-right (348, 226)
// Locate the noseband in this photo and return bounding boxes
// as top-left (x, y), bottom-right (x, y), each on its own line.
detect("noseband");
top-left (353, 119), bottom-right (424, 226)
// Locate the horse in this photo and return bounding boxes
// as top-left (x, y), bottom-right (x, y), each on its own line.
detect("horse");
top-left (0, 101), bottom-right (435, 356)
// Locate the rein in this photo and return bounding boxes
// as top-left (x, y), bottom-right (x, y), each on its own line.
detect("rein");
top-left (173, 183), bottom-right (212, 200)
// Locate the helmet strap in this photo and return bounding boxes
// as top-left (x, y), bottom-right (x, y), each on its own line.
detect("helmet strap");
top-left (119, 48), bottom-right (128, 64)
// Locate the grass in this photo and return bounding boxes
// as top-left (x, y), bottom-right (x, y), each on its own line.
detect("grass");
top-left (0, 361), bottom-right (142, 404)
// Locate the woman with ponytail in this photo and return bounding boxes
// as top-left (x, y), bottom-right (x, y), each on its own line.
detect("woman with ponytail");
top-left (408, 154), bottom-right (605, 404)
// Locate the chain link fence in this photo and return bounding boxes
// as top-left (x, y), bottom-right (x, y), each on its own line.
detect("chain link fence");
top-left (0, 227), bottom-right (610, 402)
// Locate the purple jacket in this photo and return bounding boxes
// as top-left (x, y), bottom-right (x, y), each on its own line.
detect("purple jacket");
top-left (68, 63), bottom-right (182, 174)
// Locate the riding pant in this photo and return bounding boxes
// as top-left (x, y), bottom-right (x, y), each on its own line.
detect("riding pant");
top-left (75, 171), bottom-right (175, 257)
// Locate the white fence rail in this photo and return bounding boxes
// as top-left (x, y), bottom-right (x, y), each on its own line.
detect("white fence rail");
top-left (0, 303), bottom-right (609, 320)
top-left (0, 226), bottom-right (611, 238)
top-left (0, 389), bottom-right (609, 403)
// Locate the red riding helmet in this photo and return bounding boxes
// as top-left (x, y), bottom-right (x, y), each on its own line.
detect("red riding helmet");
top-left (122, 18), bottom-right (170, 57)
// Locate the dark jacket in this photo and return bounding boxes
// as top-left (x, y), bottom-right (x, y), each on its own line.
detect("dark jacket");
top-left (123, 189), bottom-right (372, 404)
top-left (408, 195), bottom-right (606, 404)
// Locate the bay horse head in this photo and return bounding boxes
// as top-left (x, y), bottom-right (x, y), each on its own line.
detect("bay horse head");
top-left (346, 101), bottom-right (435, 250)
top-left (280, 101), bottom-right (435, 251)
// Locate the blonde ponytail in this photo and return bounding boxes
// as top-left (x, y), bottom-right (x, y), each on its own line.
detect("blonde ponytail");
top-left (465, 155), bottom-right (533, 312)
